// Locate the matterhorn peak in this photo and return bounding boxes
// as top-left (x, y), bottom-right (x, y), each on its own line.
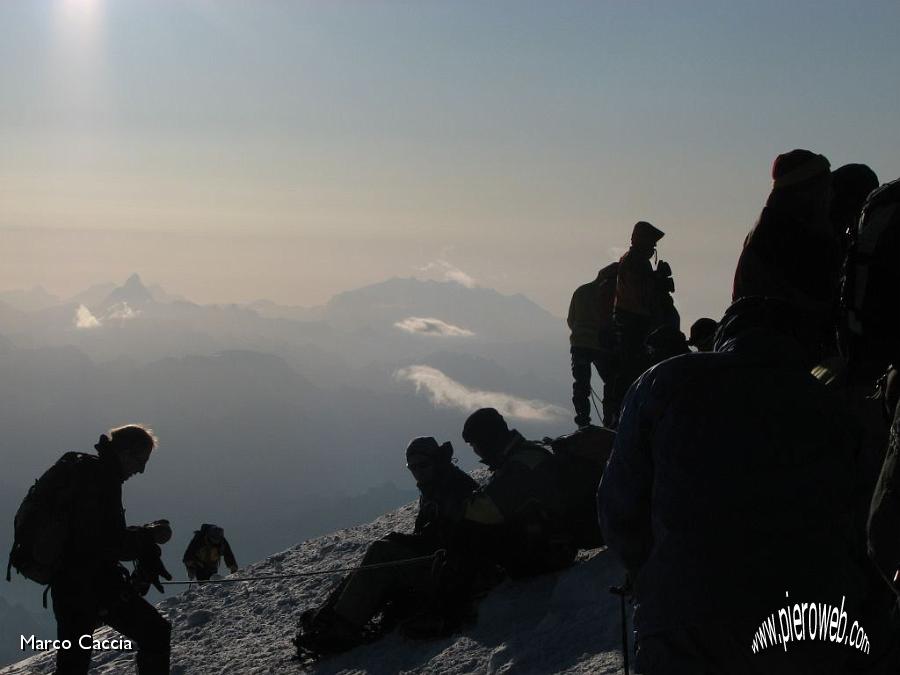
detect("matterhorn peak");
top-left (104, 274), bottom-right (154, 306)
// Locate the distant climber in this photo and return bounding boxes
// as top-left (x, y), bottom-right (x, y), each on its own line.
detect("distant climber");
top-left (183, 524), bottom-right (238, 582)
top-left (8, 425), bottom-right (172, 675)
top-left (295, 436), bottom-right (478, 659)
top-left (567, 261), bottom-right (619, 427)
top-left (606, 221), bottom-right (679, 427)
top-left (599, 298), bottom-right (871, 674)
top-left (686, 317), bottom-right (718, 352)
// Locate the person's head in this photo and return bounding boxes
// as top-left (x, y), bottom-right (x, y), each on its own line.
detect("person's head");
top-left (687, 317), bottom-right (719, 352)
top-left (714, 297), bottom-right (826, 367)
top-left (630, 221), bottom-right (665, 258)
top-left (205, 525), bottom-right (224, 545)
top-left (95, 424), bottom-right (157, 482)
top-left (644, 325), bottom-right (690, 363)
top-left (405, 436), bottom-right (453, 486)
top-left (830, 163), bottom-right (879, 237)
top-left (462, 408), bottom-right (510, 468)
top-left (767, 149), bottom-right (832, 223)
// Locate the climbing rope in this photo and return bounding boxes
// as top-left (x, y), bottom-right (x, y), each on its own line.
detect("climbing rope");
top-left (161, 550), bottom-right (444, 586)
top-left (589, 385), bottom-right (603, 422)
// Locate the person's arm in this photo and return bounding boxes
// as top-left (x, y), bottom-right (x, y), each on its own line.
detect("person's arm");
top-left (597, 375), bottom-right (657, 577)
top-left (183, 533), bottom-right (202, 565)
top-left (223, 539), bottom-right (238, 573)
top-left (868, 406), bottom-right (900, 593)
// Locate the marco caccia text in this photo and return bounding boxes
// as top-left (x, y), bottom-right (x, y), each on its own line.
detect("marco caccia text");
top-left (21, 635), bottom-right (133, 651)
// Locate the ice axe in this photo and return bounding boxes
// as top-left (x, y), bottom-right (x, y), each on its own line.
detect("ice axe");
top-left (609, 580), bottom-right (630, 675)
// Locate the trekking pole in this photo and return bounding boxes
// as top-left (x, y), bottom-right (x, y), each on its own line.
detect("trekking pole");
top-left (609, 582), bottom-right (630, 675)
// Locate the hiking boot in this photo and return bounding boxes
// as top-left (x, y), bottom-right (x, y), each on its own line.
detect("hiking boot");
top-left (294, 607), bottom-right (365, 659)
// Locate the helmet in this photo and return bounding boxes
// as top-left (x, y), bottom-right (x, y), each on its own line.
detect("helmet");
top-left (462, 408), bottom-right (509, 453)
top-left (405, 437), bottom-right (453, 465)
top-left (631, 221), bottom-right (665, 248)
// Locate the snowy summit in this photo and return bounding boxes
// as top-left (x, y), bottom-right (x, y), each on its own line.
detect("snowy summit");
top-left (3, 497), bottom-right (629, 674)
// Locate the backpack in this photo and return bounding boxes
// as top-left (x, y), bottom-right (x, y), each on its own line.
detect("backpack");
top-left (841, 178), bottom-right (900, 371)
top-left (7, 452), bottom-right (87, 586)
top-left (543, 426), bottom-right (616, 550)
top-left (596, 261), bottom-right (619, 332)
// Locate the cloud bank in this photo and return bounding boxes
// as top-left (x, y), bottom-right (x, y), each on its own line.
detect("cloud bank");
top-left (395, 365), bottom-right (566, 422)
top-left (394, 317), bottom-right (475, 337)
top-left (416, 260), bottom-right (477, 289)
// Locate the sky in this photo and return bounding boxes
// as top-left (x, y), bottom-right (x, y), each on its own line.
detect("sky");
top-left (1, 0), bottom-right (899, 322)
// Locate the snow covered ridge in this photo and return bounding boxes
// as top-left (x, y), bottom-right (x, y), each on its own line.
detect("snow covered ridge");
top-left (2, 501), bottom-right (630, 674)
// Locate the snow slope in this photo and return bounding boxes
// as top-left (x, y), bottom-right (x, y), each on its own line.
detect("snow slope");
top-left (3, 500), bottom-right (630, 674)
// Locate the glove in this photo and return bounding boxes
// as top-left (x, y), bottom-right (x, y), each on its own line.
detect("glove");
top-left (228, 565), bottom-right (238, 574)
top-left (132, 545), bottom-right (173, 596)
top-left (144, 519), bottom-right (172, 545)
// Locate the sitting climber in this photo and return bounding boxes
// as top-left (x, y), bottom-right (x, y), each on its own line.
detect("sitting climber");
top-left (183, 524), bottom-right (238, 582)
top-left (457, 408), bottom-right (578, 579)
top-left (295, 437), bottom-right (478, 658)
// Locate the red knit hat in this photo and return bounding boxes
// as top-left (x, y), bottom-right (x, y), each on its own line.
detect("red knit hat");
top-left (771, 149), bottom-right (830, 190)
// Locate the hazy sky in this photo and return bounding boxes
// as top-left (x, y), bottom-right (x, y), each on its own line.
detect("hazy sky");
top-left (2, 0), bottom-right (899, 321)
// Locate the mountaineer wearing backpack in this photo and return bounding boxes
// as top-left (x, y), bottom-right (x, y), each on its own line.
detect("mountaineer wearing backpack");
top-left (183, 524), bottom-right (238, 582)
top-left (567, 261), bottom-right (619, 428)
top-left (8, 425), bottom-right (173, 675)
top-left (846, 178), bottom-right (900, 596)
top-left (598, 298), bottom-right (877, 674)
top-left (606, 221), bottom-right (677, 427)
top-left (295, 436), bottom-right (478, 658)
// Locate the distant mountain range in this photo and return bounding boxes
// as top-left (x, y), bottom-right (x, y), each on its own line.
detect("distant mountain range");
top-left (0, 273), bottom-right (574, 630)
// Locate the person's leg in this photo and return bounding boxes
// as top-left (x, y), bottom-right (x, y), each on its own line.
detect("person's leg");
top-left (195, 567), bottom-right (214, 582)
top-left (104, 596), bottom-right (171, 675)
top-left (571, 347), bottom-right (593, 427)
top-left (331, 538), bottom-right (432, 628)
top-left (53, 603), bottom-right (95, 675)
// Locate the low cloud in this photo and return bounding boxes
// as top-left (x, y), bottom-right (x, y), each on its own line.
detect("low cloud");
top-left (74, 305), bottom-right (101, 329)
top-left (416, 260), bottom-right (477, 289)
top-left (395, 317), bottom-right (475, 337)
top-left (395, 365), bottom-right (566, 422)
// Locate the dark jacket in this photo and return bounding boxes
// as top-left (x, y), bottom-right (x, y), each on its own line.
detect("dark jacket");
top-left (568, 262), bottom-right (618, 350)
top-left (598, 320), bottom-right (867, 638)
top-left (868, 399), bottom-right (900, 591)
top-left (615, 249), bottom-right (657, 319)
top-left (414, 463), bottom-right (479, 548)
top-left (614, 250), bottom-right (676, 351)
top-left (183, 529), bottom-right (237, 576)
top-left (53, 452), bottom-right (155, 601)
top-left (462, 432), bottom-right (576, 577)
top-left (733, 202), bottom-right (840, 314)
